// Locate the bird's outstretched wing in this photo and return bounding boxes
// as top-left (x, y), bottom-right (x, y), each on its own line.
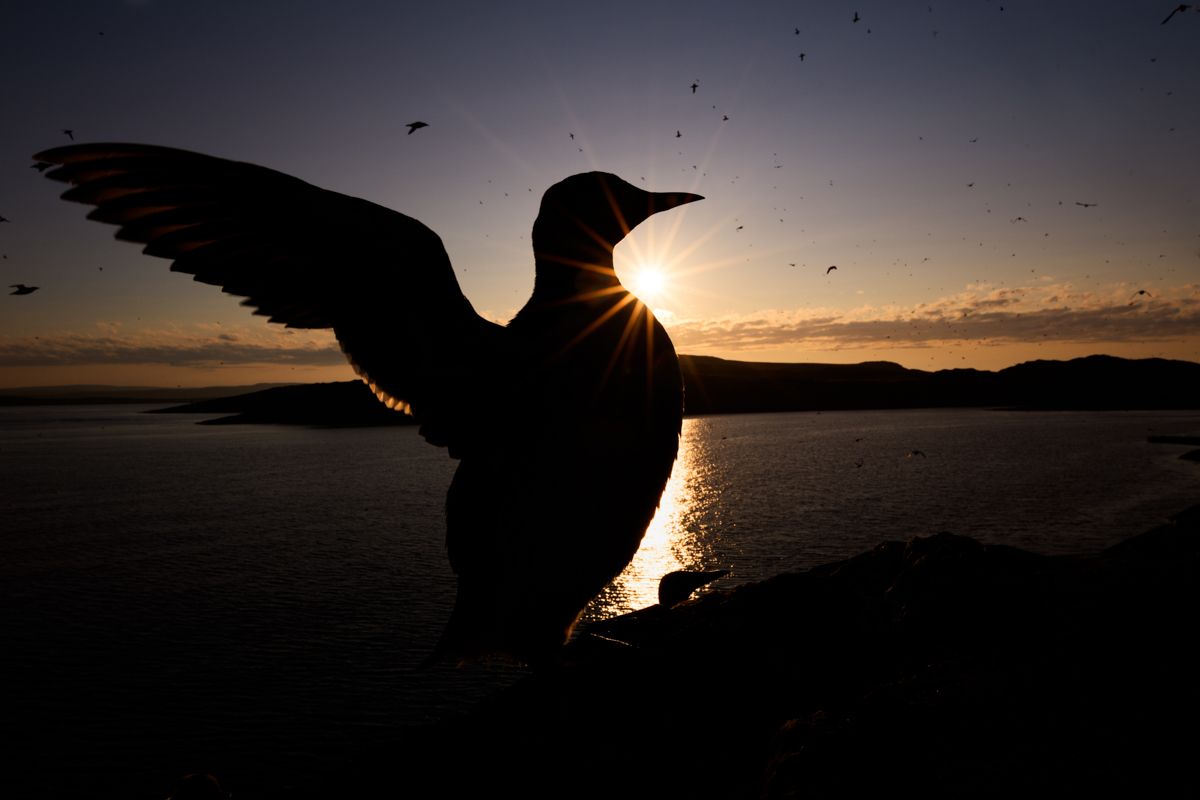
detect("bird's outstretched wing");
top-left (35, 142), bottom-right (511, 455)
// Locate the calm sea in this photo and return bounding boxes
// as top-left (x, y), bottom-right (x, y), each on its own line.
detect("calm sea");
top-left (2, 404), bottom-right (1198, 793)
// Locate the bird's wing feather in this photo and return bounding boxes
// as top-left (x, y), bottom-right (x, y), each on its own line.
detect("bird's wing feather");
top-left (35, 142), bottom-right (512, 454)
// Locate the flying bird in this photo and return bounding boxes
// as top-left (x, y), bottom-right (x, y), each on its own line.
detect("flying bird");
top-left (690, 81), bottom-right (699, 94)
top-left (9, 284), bottom-right (39, 295)
top-left (1131, 289), bottom-right (1153, 299)
top-left (0, 215), bottom-right (8, 222)
top-left (799, 52), bottom-right (806, 61)
top-left (675, 130), bottom-right (682, 138)
top-left (1161, 4), bottom-right (1191, 24)
top-left (62, 129), bottom-right (74, 140)
top-left (826, 265), bottom-right (837, 274)
top-left (405, 121), bottom-right (428, 135)
top-left (34, 143), bottom-right (702, 666)
top-left (853, 11), bottom-right (861, 22)
top-left (1075, 201), bottom-right (1098, 208)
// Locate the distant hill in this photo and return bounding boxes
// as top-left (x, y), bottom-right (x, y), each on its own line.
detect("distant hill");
top-left (680, 353), bottom-right (1200, 413)
top-left (0, 383), bottom-right (294, 406)
top-left (143, 354), bottom-right (1200, 426)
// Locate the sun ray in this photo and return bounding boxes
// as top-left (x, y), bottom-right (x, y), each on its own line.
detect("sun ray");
top-left (555, 291), bottom-right (638, 357)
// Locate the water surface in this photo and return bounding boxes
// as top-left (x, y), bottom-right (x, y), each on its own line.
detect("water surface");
top-left (2, 404), bottom-right (1196, 791)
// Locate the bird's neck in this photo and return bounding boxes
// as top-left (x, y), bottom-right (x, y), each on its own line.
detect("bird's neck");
top-left (530, 232), bottom-right (623, 302)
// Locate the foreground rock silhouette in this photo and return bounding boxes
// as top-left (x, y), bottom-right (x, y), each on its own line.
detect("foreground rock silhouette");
top-left (341, 504), bottom-right (1200, 799)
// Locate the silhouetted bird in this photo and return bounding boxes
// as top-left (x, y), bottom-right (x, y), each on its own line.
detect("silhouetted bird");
top-left (9, 284), bottom-right (39, 295)
top-left (853, 11), bottom-right (861, 22)
top-left (1162, 4), bottom-right (1191, 24)
top-left (675, 130), bottom-right (682, 138)
top-left (62, 129), bottom-right (74, 140)
top-left (0, 215), bottom-right (8, 222)
top-left (690, 81), bottom-right (699, 94)
top-left (658, 569), bottom-right (729, 608)
top-left (1075, 201), bottom-right (1098, 208)
top-left (799, 52), bottom-right (806, 61)
top-left (826, 265), bottom-right (837, 274)
top-left (405, 121), bottom-right (428, 135)
top-left (34, 143), bottom-right (702, 666)
top-left (1132, 289), bottom-right (1152, 299)
top-left (907, 449), bottom-right (926, 458)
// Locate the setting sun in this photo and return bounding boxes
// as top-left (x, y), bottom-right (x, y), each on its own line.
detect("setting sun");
top-left (628, 266), bottom-right (668, 301)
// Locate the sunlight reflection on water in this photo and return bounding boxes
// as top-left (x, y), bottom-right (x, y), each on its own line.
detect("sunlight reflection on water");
top-left (585, 418), bottom-right (724, 619)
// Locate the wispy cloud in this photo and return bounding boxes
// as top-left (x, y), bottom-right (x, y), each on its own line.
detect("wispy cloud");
top-left (3, 282), bottom-right (1197, 368)
top-left (666, 282), bottom-right (1200, 352)
top-left (0, 325), bottom-right (343, 367)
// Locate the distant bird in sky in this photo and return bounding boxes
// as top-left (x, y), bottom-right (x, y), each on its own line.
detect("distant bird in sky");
top-left (0, 215), bottom-right (8, 222)
top-left (405, 121), bottom-right (428, 135)
top-left (1131, 289), bottom-right (1153, 299)
top-left (794, 26), bottom-right (800, 35)
top-left (907, 449), bottom-right (927, 458)
top-left (9, 284), bottom-right (39, 295)
top-left (34, 143), bottom-right (702, 666)
top-left (690, 80), bottom-right (699, 94)
top-left (569, 132), bottom-right (575, 139)
top-left (826, 265), bottom-right (837, 274)
top-left (62, 129), bottom-right (74, 140)
top-left (799, 52), bottom-right (806, 61)
top-left (675, 130), bottom-right (682, 138)
top-left (658, 569), bottom-right (729, 608)
top-left (853, 11), bottom-right (861, 23)
top-left (1075, 201), bottom-right (1098, 208)
top-left (1161, 4), bottom-right (1191, 24)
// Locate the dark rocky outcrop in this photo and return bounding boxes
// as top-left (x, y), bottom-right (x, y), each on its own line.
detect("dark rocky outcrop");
top-left (349, 504), bottom-right (1200, 799)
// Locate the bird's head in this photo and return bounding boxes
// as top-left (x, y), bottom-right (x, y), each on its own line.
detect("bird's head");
top-left (532, 172), bottom-right (702, 283)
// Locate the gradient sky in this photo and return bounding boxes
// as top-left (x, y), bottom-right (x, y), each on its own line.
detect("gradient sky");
top-left (2, 0), bottom-right (1197, 388)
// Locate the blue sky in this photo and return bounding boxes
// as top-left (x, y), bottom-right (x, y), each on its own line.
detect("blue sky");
top-left (2, 0), bottom-right (1197, 386)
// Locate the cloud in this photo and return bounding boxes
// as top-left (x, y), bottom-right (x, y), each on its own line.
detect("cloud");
top-left (3, 282), bottom-right (1196, 368)
top-left (666, 282), bottom-right (1200, 352)
top-left (0, 326), bottom-right (344, 367)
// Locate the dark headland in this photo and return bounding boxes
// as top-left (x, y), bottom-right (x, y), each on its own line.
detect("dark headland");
top-left (144, 354), bottom-right (1200, 425)
top-left (341, 504), bottom-right (1200, 800)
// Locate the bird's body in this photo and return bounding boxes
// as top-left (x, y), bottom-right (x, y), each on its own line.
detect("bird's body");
top-left (405, 121), bottom-right (428, 135)
top-left (9, 283), bottom-right (39, 295)
top-left (34, 143), bottom-right (700, 665)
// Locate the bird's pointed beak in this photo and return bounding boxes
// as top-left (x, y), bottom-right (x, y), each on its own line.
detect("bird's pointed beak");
top-left (647, 191), bottom-right (704, 215)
